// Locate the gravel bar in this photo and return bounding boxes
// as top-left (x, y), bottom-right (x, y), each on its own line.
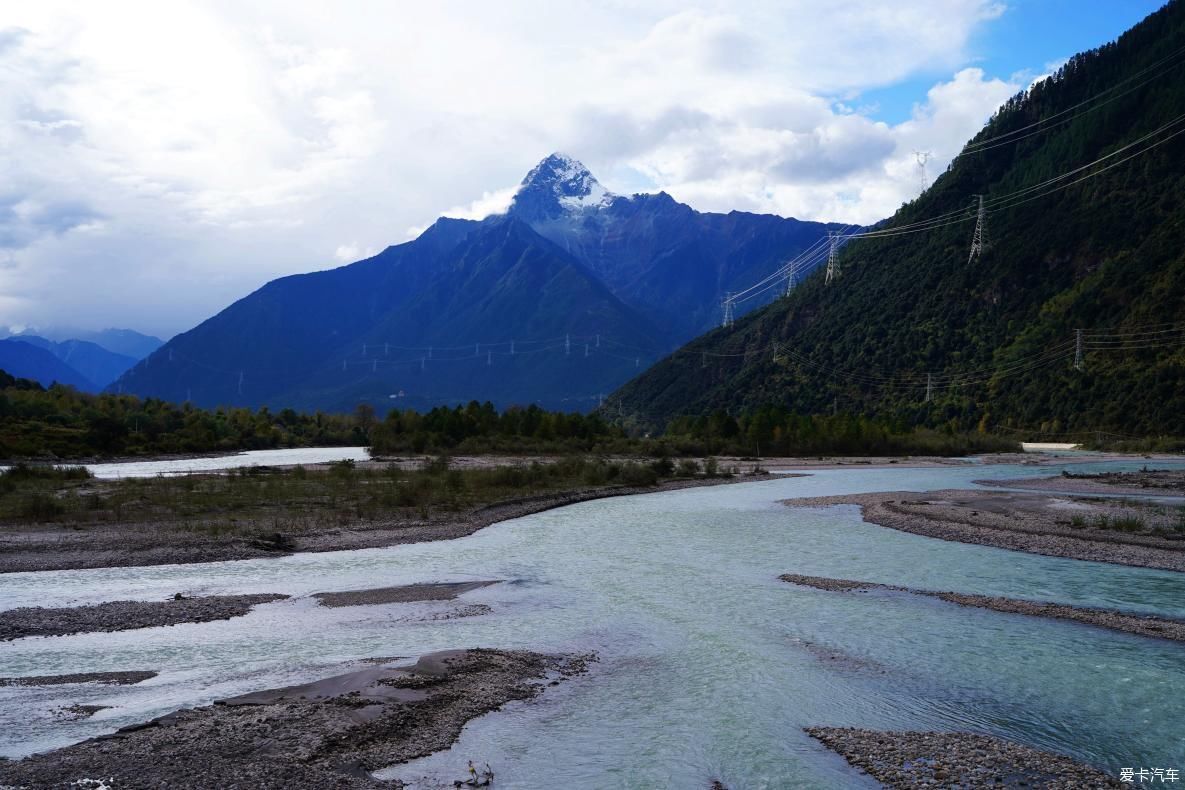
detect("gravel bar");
top-left (0, 649), bottom-right (594, 790)
top-left (0, 594), bottom-right (288, 641)
top-left (780, 574), bottom-right (1185, 643)
top-left (782, 490), bottom-right (1185, 572)
top-left (0, 671), bottom-right (157, 687)
top-left (313, 581), bottom-right (499, 608)
top-left (807, 727), bottom-right (1120, 788)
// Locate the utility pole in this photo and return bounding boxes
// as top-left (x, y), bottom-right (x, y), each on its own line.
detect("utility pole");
top-left (925, 373), bottom-right (933, 403)
top-left (785, 261), bottom-right (797, 296)
top-left (968, 194), bottom-right (987, 263)
top-left (1074, 329), bottom-right (1084, 372)
top-left (722, 292), bottom-right (735, 328)
top-left (237, 371), bottom-right (243, 395)
top-left (825, 231), bottom-right (840, 285)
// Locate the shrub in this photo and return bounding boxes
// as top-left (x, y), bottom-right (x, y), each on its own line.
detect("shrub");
top-left (1111, 515), bottom-right (1145, 533)
top-left (676, 459), bottom-right (700, 477)
top-left (1, 463), bottom-right (92, 482)
top-left (649, 457), bottom-right (675, 477)
top-left (21, 493), bottom-right (64, 521)
top-left (618, 462), bottom-right (658, 487)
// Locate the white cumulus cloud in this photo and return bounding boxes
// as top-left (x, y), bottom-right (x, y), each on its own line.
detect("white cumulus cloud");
top-left (0, 0), bottom-right (1039, 336)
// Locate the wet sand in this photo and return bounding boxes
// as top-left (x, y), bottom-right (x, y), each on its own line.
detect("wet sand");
top-left (0, 649), bottom-right (593, 790)
top-left (781, 574), bottom-right (1185, 643)
top-left (783, 489), bottom-right (1185, 572)
top-left (807, 727), bottom-right (1120, 788)
top-left (0, 594), bottom-right (288, 641)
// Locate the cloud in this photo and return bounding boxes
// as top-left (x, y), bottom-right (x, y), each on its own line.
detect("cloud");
top-left (440, 187), bottom-right (519, 223)
top-left (334, 243), bottom-right (378, 262)
top-left (0, 0), bottom-right (1027, 335)
top-left (0, 194), bottom-right (104, 250)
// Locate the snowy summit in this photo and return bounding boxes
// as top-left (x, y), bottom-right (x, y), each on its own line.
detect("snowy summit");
top-left (509, 153), bottom-right (618, 221)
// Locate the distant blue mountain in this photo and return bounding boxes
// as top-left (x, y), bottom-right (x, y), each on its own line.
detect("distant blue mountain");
top-left (0, 339), bottom-right (95, 391)
top-left (11, 336), bottom-right (137, 388)
top-left (33, 328), bottom-right (164, 360)
top-left (112, 154), bottom-right (842, 412)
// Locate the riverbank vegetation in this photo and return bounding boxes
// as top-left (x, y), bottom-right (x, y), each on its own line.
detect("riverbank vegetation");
top-left (0, 370), bottom-right (362, 458)
top-left (370, 404), bottom-right (1018, 456)
top-left (0, 455), bottom-right (725, 533)
top-left (3, 369), bottom-right (1018, 461)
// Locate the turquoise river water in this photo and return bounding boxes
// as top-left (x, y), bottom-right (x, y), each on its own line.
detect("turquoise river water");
top-left (2, 459), bottom-right (1184, 787)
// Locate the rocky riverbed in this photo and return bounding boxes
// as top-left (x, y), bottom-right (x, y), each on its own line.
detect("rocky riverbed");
top-left (783, 489), bottom-right (1185, 571)
top-left (780, 574), bottom-right (1185, 642)
top-left (0, 649), bottom-right (594, 789)
top-left (0, 593), bottom-right (288, 641)
top-left (806, 727), bottom-right (1120, 788)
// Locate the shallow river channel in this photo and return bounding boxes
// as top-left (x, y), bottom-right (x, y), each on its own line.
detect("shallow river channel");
top-left (2, 459), bottom-right (1184, 787)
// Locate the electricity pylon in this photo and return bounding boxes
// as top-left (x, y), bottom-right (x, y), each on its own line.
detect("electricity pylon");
top-left (968, 194), bottom-right (988, 262)
top-left (913, 150), bottom-right (932, 193)
top-left (825, 231), bottom-right (840, 285)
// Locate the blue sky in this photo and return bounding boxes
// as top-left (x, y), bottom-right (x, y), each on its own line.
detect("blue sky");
top-left (861, 1), bottom-right (1167, 124)
top-left (0, 1), bottom-right (1171, 337)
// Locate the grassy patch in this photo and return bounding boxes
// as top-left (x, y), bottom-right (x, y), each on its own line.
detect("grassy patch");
top-left (0, 456), bottom-right (718, 534)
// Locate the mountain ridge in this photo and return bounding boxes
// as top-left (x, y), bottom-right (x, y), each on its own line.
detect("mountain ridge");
top-left (112, 155), bottom-right (841, 411)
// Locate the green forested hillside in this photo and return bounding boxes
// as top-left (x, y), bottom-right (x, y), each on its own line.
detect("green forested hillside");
top-left (613, 0), bottom-right (1185, 437)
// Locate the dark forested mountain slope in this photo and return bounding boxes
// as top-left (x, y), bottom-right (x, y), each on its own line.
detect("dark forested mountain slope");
top-left (115, 217), bottom-right (664, 412)
top-left (613, 0), bottom-right (1185, 436)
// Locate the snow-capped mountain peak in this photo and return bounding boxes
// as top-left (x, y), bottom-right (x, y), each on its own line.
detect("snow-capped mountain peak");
top-left (510, 153), bottom-right (618, 221)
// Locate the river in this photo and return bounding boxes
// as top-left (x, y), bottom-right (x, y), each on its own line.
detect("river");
top-left (2, 460), bottom-right (1183, 787)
